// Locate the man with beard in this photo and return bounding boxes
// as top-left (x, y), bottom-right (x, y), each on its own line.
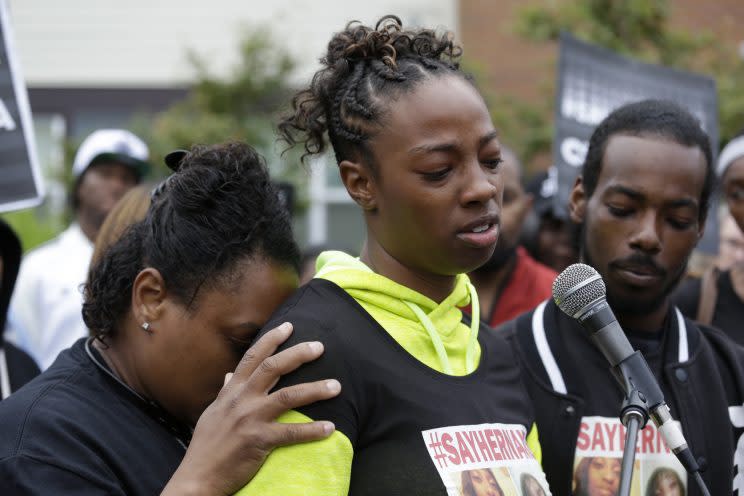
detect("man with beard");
top-left (499, 100), bottom-right (744, 495)
top-left (469, 147), bottom-right (556, 327)
top-left (7, 129), bottom-right (148, 369)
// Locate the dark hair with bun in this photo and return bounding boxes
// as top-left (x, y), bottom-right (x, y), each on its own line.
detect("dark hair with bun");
top-left (83, 141), bottom-right (300, 338)
top-left (278, 14), bottom-right (470, 167)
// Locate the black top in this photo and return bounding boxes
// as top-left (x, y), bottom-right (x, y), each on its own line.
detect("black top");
top-left (262, 278), bottom-right (549, 496)
top-left (0, 339), bottom-right (187, 495)
top-left (3, 340), bottom-right (40, 394)
top-left (0, 220), bottom-right (40, 395)
top-left (501, 300), bottom-right (744, 496)
top-left (673, 270), bottom-right (744, 346)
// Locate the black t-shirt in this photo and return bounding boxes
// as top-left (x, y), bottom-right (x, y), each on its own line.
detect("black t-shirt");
top-left (263, 279), bottom-right (549, 496)
top-left (0, 339), bottom-right (187, 495)
top-left (674, 270), bottom-right (744, 346)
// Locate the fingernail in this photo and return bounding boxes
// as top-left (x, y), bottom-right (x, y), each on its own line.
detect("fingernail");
top-left (323, 421), bottom-right (335, 435)
top-left (279, 322), bottom-right (292, 333)
top-left (326, 379), bottom-right (341, 393)
top-left (223, 373), bottom-right (233, 386)
top-left (309, 341), bottom-right (323, 354)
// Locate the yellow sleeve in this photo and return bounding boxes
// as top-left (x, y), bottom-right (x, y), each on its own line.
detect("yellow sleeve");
top-left (234, 410), bottom-right (354, 496)
top-left (526, 422), bottom-right (542, 466)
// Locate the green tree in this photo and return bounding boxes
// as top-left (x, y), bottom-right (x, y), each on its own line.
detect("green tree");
top-left (136, 28), bottom-right (306, 190)
top-left (483, 0), bottom-right (744, 170)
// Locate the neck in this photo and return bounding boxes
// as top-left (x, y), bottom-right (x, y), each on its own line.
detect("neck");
top-left (360, 237), bottom-right (456, 303)
top-left (469, 254), bottom-right (517, 316)
top-left (615, 300), bottom-right (669, 333)
top-left (92, 331), bottom-right (150, 401)
top-left (76, 211), bottom-right (100, 243)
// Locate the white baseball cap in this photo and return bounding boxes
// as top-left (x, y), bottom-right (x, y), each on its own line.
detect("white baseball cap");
top-left (72, 129), bottom-right (150, 179)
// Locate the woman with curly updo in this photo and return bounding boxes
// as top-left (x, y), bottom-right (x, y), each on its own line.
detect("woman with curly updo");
top-left (237, 15), bottom-right (549, 495)
top-left (0, 143), bottom-right (340, 495)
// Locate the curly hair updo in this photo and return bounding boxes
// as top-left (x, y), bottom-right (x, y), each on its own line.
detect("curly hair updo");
top-left (83, 142), bottom-right (300, 338)
top-left (278, 14), bottom-right (472, 168)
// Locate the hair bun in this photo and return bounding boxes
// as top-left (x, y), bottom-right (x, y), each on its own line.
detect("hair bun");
top-left (325, 15), bottom-right (403, 70)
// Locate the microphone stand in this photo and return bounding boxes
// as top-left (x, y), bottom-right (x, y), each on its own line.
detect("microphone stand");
top-left (618, 388), bottom-right (648, 496)
top-left (610, 352), bottom-right (711, 496)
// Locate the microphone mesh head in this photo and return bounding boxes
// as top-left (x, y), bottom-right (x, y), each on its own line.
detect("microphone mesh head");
top-left (552, 263), bottom-right (606, 317)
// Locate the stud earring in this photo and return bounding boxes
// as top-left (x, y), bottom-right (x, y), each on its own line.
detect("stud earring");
top-left (141, 322), bottom-right (151, 332)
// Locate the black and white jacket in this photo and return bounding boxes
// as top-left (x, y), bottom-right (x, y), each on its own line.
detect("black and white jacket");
top-left (499, 299), bottom-right (744, 496)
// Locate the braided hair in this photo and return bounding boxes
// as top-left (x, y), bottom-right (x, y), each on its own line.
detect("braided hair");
top-left (83, 142), bottom-right (299, 338)
top-left (278, 15), bottom-right (470, 168)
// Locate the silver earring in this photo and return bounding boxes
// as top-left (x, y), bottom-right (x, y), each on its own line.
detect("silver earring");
top-left (141, 322), bottom-right (151, 332)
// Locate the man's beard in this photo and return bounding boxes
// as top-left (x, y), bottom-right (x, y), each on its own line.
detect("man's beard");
top-left (580, 224), bottom-right (689, 316)
top-left (475, 240), bottom-right (517, 273)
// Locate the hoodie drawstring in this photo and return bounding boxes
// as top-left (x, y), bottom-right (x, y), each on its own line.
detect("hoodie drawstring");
top-left (403, 282), bottom-right (480, 375)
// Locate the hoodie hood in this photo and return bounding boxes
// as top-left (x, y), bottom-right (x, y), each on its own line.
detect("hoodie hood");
top-left (0, 219), bottom-right (21, 336)
top-left (316, 250), bottom-right (480, 375)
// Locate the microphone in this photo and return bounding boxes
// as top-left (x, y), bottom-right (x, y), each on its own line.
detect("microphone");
top-left (551, 263), bottom-right (700, 475)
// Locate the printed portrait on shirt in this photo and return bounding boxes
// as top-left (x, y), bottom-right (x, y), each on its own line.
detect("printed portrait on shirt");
top-left (423, 423), bottom-right (552, 496)
top-left (572, 417), bottom-right (687, 496)
top-left (521, 472), bottom-right (549, 496)
top-left (642, 463), bottom-right (686, 496)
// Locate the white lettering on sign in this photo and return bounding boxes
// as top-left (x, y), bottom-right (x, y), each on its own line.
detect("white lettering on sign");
top-left (0, 98), bottom-right (16, 131)
top-left (560, 137), bottom-right (588, 168)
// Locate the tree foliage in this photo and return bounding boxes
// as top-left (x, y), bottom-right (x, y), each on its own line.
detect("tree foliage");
top-left (137, 28), bottom-right (305, 188)
top-left (486, 0), bottom-right (744, 170)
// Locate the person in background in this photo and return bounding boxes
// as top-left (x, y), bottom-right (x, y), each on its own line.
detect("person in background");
top-left (522, 167), bottom-right (579, 273)
top-left (673, 132), bottom-right (744, 344)
top-left (716, 209), bottom-right (744, 271)
top-left (500, 100), bottom-right (744, 495)
top-left (0, 219), bottom-right (40, 400)
top-left (469, 146), bottom-right (556, 327)
top-left (89, 183), bottom-right (152, 269)
top-left (0, 142), bottom-right (339, 495)
top-left (7, 129), bottom-right (150, 369)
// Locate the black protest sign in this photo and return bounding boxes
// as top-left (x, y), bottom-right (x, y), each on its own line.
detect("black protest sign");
top-left (553, 33), bottom-right (719, 252)
top-left (0, 0), bottom-right (43, 212)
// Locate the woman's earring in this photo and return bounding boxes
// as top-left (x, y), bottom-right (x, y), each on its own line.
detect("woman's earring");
top-left (141, 322), bottom-right (151, 332)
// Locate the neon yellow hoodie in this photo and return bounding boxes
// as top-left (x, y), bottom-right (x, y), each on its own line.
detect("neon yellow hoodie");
top-left (237, 251), bottom-right (540, 495)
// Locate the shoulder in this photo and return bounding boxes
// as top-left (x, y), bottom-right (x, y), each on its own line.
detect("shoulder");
top-left (495, 305), bottom-right (539, 343)
top-left (493, 308), bottom-right (539, 370)
top-left (695, 321), bottom-right (744, 362)
top-left (0, 346), bottom-right (106, 459)
top-left (687, 320), bottom-right (744, 396)
top-left (261, 279), bottom-right (361, 344)
top-left (671, 277), bottom-right (702, 317)
top-left (3, 341), bottom-right (41, 391)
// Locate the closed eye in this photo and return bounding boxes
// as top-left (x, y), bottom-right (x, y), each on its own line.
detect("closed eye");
top-left (668, 217), bottom-right (694, 230)
top-left (482, 158), bottom-right (503, 170)
top-left (421, 168), bottom-right (451, 181)
top-left (607, 204), bottom-right (633, 217)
